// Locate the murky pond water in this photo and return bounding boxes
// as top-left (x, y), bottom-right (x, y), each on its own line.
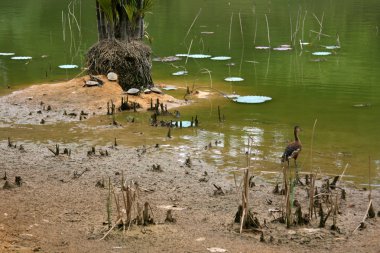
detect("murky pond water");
top-left (0, 0), bottom-right (379, 185)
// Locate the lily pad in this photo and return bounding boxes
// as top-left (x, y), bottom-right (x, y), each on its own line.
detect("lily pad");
top-left (175, 53), bottom-right (189, 57)
top-left (233, 95), bottom-right (272, 104)
top-left (0, 52), bottom-right (15, 56)
top-left (187, 54), bottom-right (212, 59)
top-left (255, 46), bottom-right (271, 50)
top-left (353, 103), bottom-right (371, 108)
top-left (211, 56), bottom-right (231, 61)
top-left (273, 47), bottom-right (292, 51)
top-left (172, 121), bottom-right (192, 128)
top-left (172, 71), bottom-right (188, 76)
top-left (224, 77), bottom-right (244, 82)
top-left (201, 31), bottom-right (214, 35)
top-left (58, 64), bottom-right (79, 69)
top-left (11, 56), bottom-right (32, 60)
top-left (162, 86), bottom-right (177, 91)
top-left (312, 52), bottom-right (332, 56)
top-left (224, 94), bottom-right (240, 99)
top-left (324, 45), bottom-right (340, 50)
top-left (300, 42), bottom-right (310, 45)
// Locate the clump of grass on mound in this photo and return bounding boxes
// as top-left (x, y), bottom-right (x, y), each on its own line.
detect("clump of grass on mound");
top-left (86, 39), bottom-right (153, 91)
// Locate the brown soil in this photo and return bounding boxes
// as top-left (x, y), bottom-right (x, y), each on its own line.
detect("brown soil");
top-left (0, 79), bottom-right (379, 253)
top-left (0, 76), bottom-right (186, 125)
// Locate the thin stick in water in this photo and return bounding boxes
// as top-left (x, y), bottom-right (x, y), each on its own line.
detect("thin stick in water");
top-left (184, 8), bottom-right (202, 42)
top-left (229, 12), bottom-right (234, 50)
top-left (265, 14), bottom-right (271, 46)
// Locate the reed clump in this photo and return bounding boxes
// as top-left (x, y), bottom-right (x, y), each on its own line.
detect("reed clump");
top-left (86, 40), bottom-right (153, 91)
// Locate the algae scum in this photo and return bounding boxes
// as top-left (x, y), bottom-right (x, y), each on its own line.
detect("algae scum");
top-left (0, 0), bottom-right (379, 185)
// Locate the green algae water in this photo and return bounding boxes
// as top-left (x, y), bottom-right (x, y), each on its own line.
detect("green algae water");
top-left (0, 0), bottom-right (379, 185)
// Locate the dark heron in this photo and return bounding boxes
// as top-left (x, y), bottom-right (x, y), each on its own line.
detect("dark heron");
top-left (281, 126), bottom-right (302, 165)
top-left (281, 126), bottom-right (303, 183)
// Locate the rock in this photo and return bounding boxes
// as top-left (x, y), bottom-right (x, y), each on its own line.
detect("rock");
top-left (85, 80), bottom-right (99, 87)
top-left (126, 88), bottom-right (140, 95)
top-left (107, 72), bottom-right (118, 81)
top-left (150, 87), bottom-right (163, 94)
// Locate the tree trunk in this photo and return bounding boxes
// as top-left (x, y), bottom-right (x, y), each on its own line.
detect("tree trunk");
top-left (133, 0), bottom-right (144, 40)
top-left (96, 1), bottom-right (107, 40)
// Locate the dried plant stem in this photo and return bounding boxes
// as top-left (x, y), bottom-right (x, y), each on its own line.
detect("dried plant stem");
top-left (99, 217), bottom-right (122, 241)
top-left (107, 177), bottom-right (112, 229)
top-left (301, 10), bottom-right (307, 42)
top-left (253, 16), bottom-right (258, 45)
top-left (184, 8), bottom-right (202, 41)
top-left (185, 39), bottom-right (193, 65)
top-left (229, 12), bottom-right (234, 50)
top-left (353, 199), bottom-right (373, 234)
top-left (309, 119), bottom-right (318, 173)
top-left (368, 156), bottom-right (372, 199)
top-left (265, 14), bottom-right (270, 46)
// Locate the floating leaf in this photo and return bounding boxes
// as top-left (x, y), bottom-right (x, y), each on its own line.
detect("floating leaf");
top-left (255, 46), bottom-right (270, 50)
top-left (175, 53), bottom-right (189, 57)
top-left (233, 95), bottom-right (272, 104)
top-left (273, 47), bottom-right (292, 51)
top-left (312, 52), bottom-right (332, 56)
top-left (245, 60), bottom-right (259, 64)
top-left (11, 56), bottom-right (32, 60)
top-left (187, 54), bottom-right (212, 59)
top-left (201, 31), bottom-right (214, 35)
top-left (172, 71), bottom-right (188, 76)
top-left (280, 44), bottom-right (291, 48)
top-left (224, 77), bottom-right (244, 82)
top-left (324, 45), bottom-right (340, 50)
top-left (300, 42), bottom-right (310, 45)
top-left (211, 56), bottom-right (231, 61)
top-left (58, 64), bottom-right (79, 69)
top-left (0, 52), bottom-right (15, 56)
top-left (171, 121), bottom-right (192, 128)
top-left (353, 103), bottom-right (371, 108)
top-left (224, 94), bottom-right (240, 99)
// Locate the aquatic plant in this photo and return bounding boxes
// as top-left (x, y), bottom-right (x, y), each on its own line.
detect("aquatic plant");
top-left (233, 96), bottom-right (272, 104)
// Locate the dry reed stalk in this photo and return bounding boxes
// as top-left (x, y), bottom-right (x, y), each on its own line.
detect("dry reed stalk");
top-left (253, 16), bottom-right (258, 45)
top-left (112, 185), bottom-right (121, 221)
top-left (185, 39), bottom-right (193, 65)
top-left (289, 13), bottom-right (293, 44)
top-left (353, 199), bottom-right (374, 233)
top-left (184, 8), bottom-right (202, 41)
top-left (107, 177), bottom-right (112, 229)
top-left (99, 217), bottom-right (122, 241)
top-left (265, 14), bottom-right (271, 46)
top-left (238, 12), bottom-right (245, 76)
top-left (301, 10), bottom-right (307, 42)
top-left (312, 12), bottom-right (324, 40)
top-left (240, 169), bottom-right (249, 233)
top-left (368, 156), bottom-right (372, 199)
top-left (229, 12), bottom-right (234, 50)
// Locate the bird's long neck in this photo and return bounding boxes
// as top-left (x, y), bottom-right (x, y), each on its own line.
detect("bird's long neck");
top-left (294, 129), bottom-right (300, 142)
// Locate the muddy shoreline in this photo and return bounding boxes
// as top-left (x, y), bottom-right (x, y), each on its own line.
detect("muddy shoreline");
top-left (0, 76), bottom-right (187, 125)
top-left (0, 79), bottom-right (379, 253)
top-left (0, 140), bottom-right (379, 253)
